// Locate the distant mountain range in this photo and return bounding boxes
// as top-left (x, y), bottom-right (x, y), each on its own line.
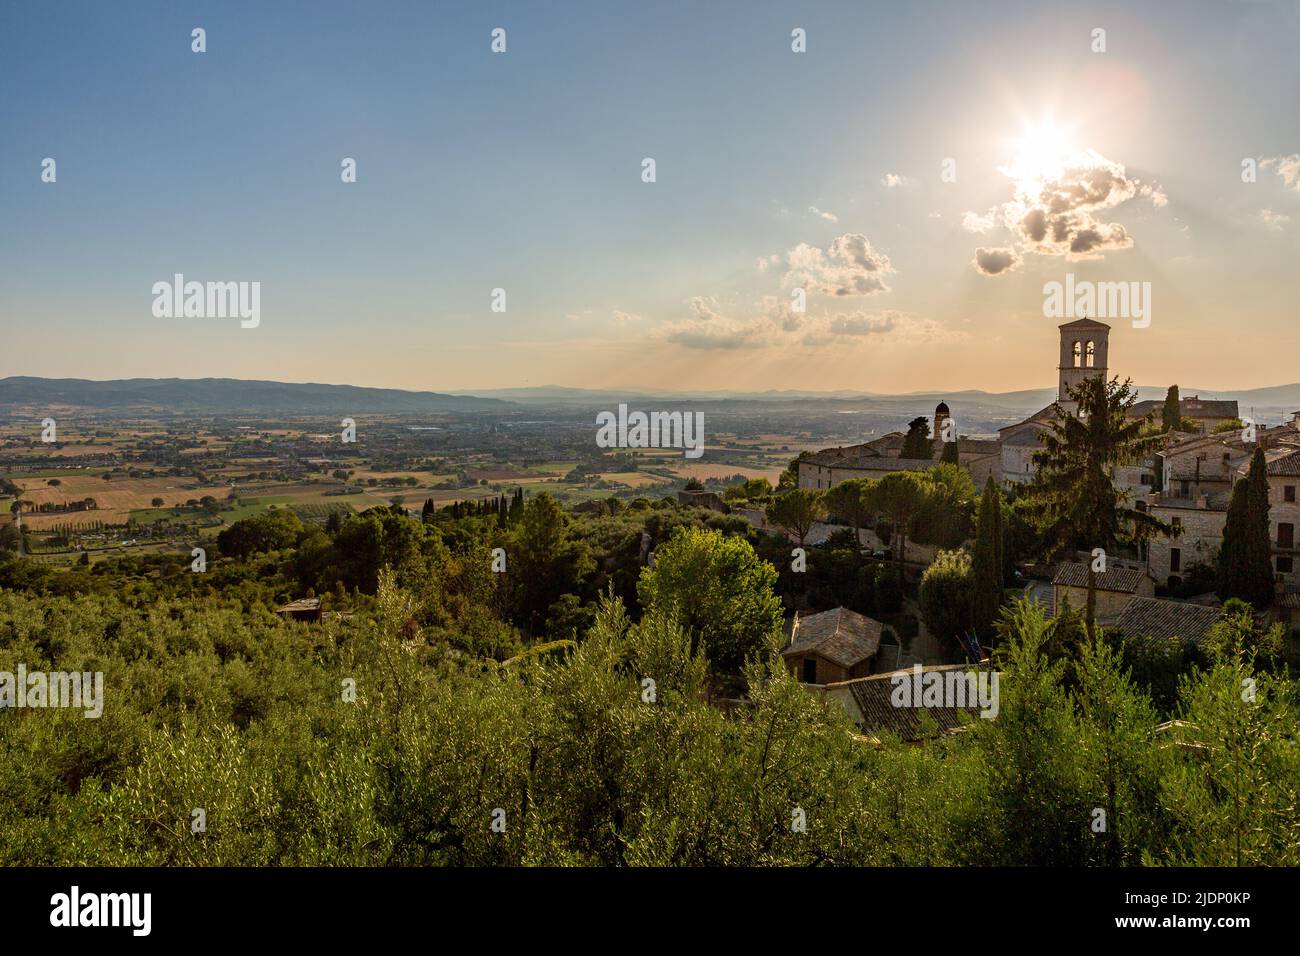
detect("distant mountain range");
top-left (463, 383), bottom-right (1300, 418)
top-left (2, 377), bottom-right (1297, 422)
top-left (0, 377), bottom-right (511, 414)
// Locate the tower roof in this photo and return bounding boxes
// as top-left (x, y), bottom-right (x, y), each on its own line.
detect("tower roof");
top-left (1058, 318), bottom-right (1111, 331)
top-left (935, 401), bottom-right (950, 414)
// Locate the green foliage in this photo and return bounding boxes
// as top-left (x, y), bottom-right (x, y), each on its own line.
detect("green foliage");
top-left (823, 477), bottom-right (874, 538)
top-left (911, 463), bottom-right (975, 548)
top-left (637, 527), bottom-right (783, 674)
top-left (3, 491), bottom-right (1298, 868)
top-left (1161, 384), bottom-right (1180, 433)
top-left (1026, 376), bottom-right (1173, 633)
top-left (866, 471), bottom-right (929, 571)
top-left (1217, 447), bottom-right (1275, 610)
top-left (970, 478), bottom-right (1004, 640)
top-left (216, 508), bottom-right (307, 559)
top-left (919, 549), bottom-right (973, 650)
top-left (765, 488), bottom-right (825, 547)
top-left (899, 416), bottom-right (932, 460)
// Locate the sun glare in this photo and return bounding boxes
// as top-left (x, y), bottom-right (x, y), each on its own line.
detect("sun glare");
top-left (1005, 121), bottom-right (1075, 189)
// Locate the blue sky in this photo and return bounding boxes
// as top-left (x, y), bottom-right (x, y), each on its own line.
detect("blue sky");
top-left (3, 0), bottom-right (1298, 394)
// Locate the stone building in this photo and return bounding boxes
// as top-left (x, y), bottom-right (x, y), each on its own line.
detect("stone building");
top-left (1143, 495), bottom-right (1229, 588)
top-left (1051, 562), bottom-right (1155, 624)
top-left (1128, 395), bottom-right (1240, 434)
top-left (1239, 446), bottom-right (1300, 586)
top-left (782, 607), bottom-right (885, 685)
top-left (997, 318), bottom-right (1112, 484)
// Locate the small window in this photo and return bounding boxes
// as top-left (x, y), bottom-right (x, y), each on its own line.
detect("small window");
top-left (1085, 340), bottom-right (1095, 368)
top-left (1172, 517), bottom-right (1183, 531)
top-left (1072, 341), bottom-right (1082, 368)
top-left (802, 658), bottom-right (817, 683)
top-left (1286, 485), bottom-right (1296, 503)
top-left (1280, 523), bottom-right (1295, 550)
top-left (1278, 556), bottom-right (1294, 575)
top-left (1170, 548), bottom-right (1181, 572)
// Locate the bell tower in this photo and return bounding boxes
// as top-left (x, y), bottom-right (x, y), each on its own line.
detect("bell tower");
top-left (1057, 318), bottom-right (1110, 408)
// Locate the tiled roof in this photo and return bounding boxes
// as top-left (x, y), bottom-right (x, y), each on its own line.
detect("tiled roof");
top-left (830, 665), bottom-right (994, 741)
top-left (1113, 597), bottom-right (1224, 647)
top-left (999, 406), bottom-right (1057, 437)
top-left (1149, 492), bottom-right (1231, 512)
top-left (1263, 448), bottom-right (1300, 477)
top-left (276, 598), bottom-right (322, 613)
top-left (1052, 561), bottom-right (1150, 593)
top-left (782, 607), bottom-right (883, 669)
top-left (1130, 398), bottom-right (1239, 420)
top-left (1058, 318), bottom-right (1111, 331)
top-left (802, 443), bottom-right (882, 468)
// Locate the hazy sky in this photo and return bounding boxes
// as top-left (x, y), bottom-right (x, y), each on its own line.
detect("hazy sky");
top-left (3, 0), bottom-right (1298, 395)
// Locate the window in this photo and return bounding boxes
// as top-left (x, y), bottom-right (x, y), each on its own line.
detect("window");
top-left (1279, 557), bottom-right (1294, 575)
top-left (1072, 340), bottom-right (1082, 368)
top-left (801, 658), bottom-right (817, 683)
top-left (1085, 340), bottom-right (1095, 368)
top-left (1170, 547), bottom-right (1181, 572)
top-left (1172, 517), bottom-right (1183, 532)
top-left (1286, 485), bottom-right (1296, 503)
top-left (1280, 522), bottom-right (1295, 549)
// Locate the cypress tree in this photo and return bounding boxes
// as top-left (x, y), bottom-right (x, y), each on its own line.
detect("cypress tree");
top-left (940, 438), bottom-right (960, 465)
top-left (971, 477), bottom-right (1004, 642)
top-left (1161, 385), bottom-right (1180, 433)
top-left (1217, 447), bottom-right (1274, 609)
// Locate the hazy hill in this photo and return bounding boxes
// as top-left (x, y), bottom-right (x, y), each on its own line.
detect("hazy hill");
top-left (0, 377), bottom-right (512, 414)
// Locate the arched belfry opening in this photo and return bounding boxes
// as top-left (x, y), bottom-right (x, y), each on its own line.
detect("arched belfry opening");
top-left (1057, 318), bottom-right (1111, 406)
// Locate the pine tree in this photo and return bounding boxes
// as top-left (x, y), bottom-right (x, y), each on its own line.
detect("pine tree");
top-left (971, 477), bottom-right (1004, 642)
top-left (1025, 376), bottom-right (1172, 637)
top-left (1217, 447), bottom-right (1275, 609)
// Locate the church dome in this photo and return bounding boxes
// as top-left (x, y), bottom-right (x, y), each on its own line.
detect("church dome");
top-left (935, 401), bottom-right (950, 414)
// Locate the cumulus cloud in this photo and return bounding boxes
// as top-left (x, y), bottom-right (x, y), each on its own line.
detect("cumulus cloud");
top-left (687, 296), bottom-right (725, 322)
top-left (656, 297), bottom-right (949, 352)
top-left (1262, 154), bottom-right (1300, 193)
top-left (961, 209), bottom-right (998, 234)
top-left (783, 233), bottom-right (894, 297)
top-left (808, 205), bottom-right (839, 222)
top-left (881, 173), bottom-right (904, 188)
top-left (972, 246), bottom-right (1022, 276)
top-left (1140, 183), bottom-right (1169, 208)
top-left (1259, 208), bottom-right (1291, 231)
top-left (612, 310), bottom-right (641, 324)
top-left (971, 149), bottom-right (1157, 269)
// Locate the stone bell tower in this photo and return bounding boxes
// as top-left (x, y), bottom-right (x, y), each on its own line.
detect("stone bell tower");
top-left (1057, 318), bottom-right (1110, 409)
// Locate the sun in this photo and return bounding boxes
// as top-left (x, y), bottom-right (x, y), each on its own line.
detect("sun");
top-left (1004, 121), bottom-right (1075, 190)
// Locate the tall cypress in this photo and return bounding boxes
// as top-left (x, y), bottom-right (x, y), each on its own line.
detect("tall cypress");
top-left (971, 477), bottom-right (1004, 642)
top-left (1218, 447), bottom-right (1275, 609)
top-left (1161, 385), bottom-right (1180, 433)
